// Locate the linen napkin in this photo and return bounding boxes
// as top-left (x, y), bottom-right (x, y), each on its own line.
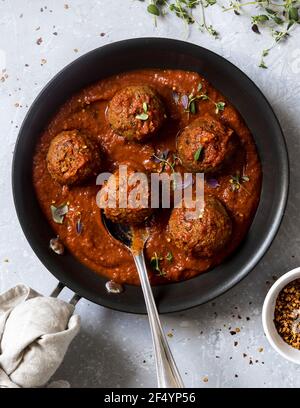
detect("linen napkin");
top-left (0, 284), bottom-right (80, 388)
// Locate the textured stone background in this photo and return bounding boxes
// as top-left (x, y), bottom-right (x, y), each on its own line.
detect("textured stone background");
top-left (0, 0), bottom-right (299, 388)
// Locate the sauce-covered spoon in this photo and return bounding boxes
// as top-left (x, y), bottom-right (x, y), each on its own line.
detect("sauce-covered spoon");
top-left (102, 212), bottom-right (184, 388)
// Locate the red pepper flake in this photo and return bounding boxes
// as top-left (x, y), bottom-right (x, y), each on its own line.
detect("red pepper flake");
top-left (274, 279), bottom-right (300, 350)
top-left (36, 37), bottom-right (43, 45)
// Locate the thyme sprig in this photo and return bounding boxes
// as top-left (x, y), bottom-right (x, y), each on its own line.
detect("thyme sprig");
top-left (144, 0), bottom-right (218, 36)
top-left (152, 151), bottom-right (182, 189)
top-left (150, 252), bottom-right (167, 276)
top-left (140, 0), bottom-right (300, 68)
top-left (184, 83), bottom-right (226, 114)
top-left (150, 251), bottom-right (174, 276)
top-left (229, 172), bottom-right (250, 194)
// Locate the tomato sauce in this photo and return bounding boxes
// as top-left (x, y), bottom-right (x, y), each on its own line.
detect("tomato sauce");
top-left (33, 69), bottom-right (262, 285)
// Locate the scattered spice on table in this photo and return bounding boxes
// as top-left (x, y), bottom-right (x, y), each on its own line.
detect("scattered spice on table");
top-left (274, 279), bottom-right (300, 350)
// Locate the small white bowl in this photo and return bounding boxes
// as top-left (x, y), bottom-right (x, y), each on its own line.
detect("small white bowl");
top-left (262, 267), bottom-right (300, 364)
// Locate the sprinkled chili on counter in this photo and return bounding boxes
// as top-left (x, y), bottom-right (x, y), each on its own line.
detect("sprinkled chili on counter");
top-left (274, 279), bottom-right (300, 350)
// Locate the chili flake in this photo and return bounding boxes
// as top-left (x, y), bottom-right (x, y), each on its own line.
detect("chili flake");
top-left (274, 279), bottom-right (300, 350)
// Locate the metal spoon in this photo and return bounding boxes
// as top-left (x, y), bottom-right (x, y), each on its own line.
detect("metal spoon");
top-left (102, 212), bottom-right (184, 388)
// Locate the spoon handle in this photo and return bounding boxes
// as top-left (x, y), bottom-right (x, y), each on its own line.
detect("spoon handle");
top-left (133, 252), bottom-right (184, 388)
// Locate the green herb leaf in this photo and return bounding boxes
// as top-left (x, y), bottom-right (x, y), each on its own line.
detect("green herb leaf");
top-left (197, 82), bottom-right (203, 92)
top-left (207, 24), bottom-right (218, 37)
top-left (215, 101), bottom-right (225, 114)
top-left (262, 49), bottom-right (269, 57)
top-left (289, 7), bottom-right (299, 22)
top-left (200, 94), bottom-right (209, 101)
top-left (272, 16), bottom-right (284, 25)
top-left (259, 60), bottom-right (268, 69)
top-left (194, 145), bottom-right (203, 161)
top-left (166, 251), bottom-right (173, 262)
top-left (51, 203), bottom-right (68, 224)
top-left (252, 15), bottom-right (269, 23)
top-left (190, 100), bottom-right (196, 114)
top-left (265, 8), bottom-right (276, 15)
top-left (150, 252), bottom-right (166, 276)
top-left (230, 172), bottom-right (250, 193)
top-left (147, 4), bottom-right (160, 16)
top-left (136, 112), bottom-right (149, 120)
top-left (143, 102), bottom-right (148, 113)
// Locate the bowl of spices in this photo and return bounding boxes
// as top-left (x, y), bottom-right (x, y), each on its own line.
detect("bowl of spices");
top-left (262, 267), bottom-right (300, 364)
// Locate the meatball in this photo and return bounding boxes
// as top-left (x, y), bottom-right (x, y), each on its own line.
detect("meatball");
top-left (168, 195), bottom-right (232, 257)
top-left (47, 130), bottom-right (101, 186)
top-left (177, 115), bottom-right (235, 173)
top-left (100, 167), bottom-right (153, 225)
top-left (107, 85), bottom-right (165, 141)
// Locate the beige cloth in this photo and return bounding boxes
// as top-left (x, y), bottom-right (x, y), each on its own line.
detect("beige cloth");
top-left (0, 284), bottom-right (80, 388)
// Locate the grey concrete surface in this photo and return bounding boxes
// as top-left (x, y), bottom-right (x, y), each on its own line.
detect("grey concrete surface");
top-left (0, 0), bottom-right (300, 388)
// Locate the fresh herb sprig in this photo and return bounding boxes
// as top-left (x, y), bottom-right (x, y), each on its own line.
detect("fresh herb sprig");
top-left (150, 252), bottom-right (167, 276)
top-left (224, 0), bottom-right (299, 68)
top-left (143, 0), bottom-right (218, 36)
top-left (136, 101), bottom-right (149, 120)
top-left (184, 83), bottom-right (226, 114)
top-left (152, 151), bottom-right (182, 189)
top-left (229, 172), bottom-right (250, 193)
top-left (194, 145), bottom-right (204, 161)
top-left (141, 0), bottom-right (300, 68)
top-left (150, 251), bottom-right (173, 276)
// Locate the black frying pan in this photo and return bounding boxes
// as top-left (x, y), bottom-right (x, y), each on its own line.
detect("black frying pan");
top-left (12, 38), bottom-right (289, 314)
